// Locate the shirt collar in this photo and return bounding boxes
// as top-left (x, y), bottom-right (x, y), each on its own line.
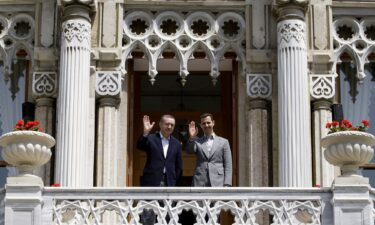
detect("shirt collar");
top-left (159, 132), bottom-right (170, 140)
top-left (204, 133), bottom-right (215, 139)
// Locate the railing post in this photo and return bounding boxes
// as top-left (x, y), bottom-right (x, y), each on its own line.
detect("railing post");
top-left (332, 182), bottom-right (373, 225)
top-left (5, 178), bottom-right (43, 225)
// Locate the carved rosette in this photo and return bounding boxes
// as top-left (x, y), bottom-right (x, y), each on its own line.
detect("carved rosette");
top-left (95, 71), bottom-right (122, 96)
top-left (310, 74), bottom-right (337, 100)
top-left (278, 20), bottom-right (306, 49)
top-left (32, 72), bottom-right (57, 97)
top-left (61, 20), bottom-right (91, 48)
top-left (246, 74), bottom-right (272, 99)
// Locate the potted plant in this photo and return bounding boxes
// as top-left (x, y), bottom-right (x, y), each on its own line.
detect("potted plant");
top-left (321, 119), bottom-right (375, 177)
top-left (0, 120), bottom-right (55, 178)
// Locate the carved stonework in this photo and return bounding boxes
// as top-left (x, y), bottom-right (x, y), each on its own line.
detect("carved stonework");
top-left (61, 20), bottom-right (90, 47)
top-left (278, 20), bottom-right (306, 47)
top-left (246, 74), bottom-right (272, 99)
top-left (275, 0), bottom-right (310, 6)
top-left (95, 71), bottom-right (122, 96)
top-left (32, 72), bottom-right (57, 97)
top-left (333, 17), bottom-right (375, 81)
top-left (122, 10), bottom-right (247, 85)
top-left (310, 74), bottom-right (337, 100)
top-left (0, 13), bottom-right (34, 80)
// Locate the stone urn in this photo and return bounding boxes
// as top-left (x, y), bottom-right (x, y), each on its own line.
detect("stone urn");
top-left (0, 130), bottom-right (55, 177)
top-left (321, 131), bottom-right (375, 177)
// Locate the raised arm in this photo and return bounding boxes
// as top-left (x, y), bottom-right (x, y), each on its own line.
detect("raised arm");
top-left (186, 121), bottom-right (198, 154)
top-left (136, 115), bottom-right (155, 151)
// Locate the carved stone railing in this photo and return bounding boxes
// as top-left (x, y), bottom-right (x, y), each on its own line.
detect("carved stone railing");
top-left (40, 187), bottom-right (332, 225)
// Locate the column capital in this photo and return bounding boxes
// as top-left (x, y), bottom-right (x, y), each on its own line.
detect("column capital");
top-left (248, 99), bottom-right (270, 110)
top-left (312, 99), bottom-right (332, 111)
top-left (60, 0), bottom-right (96, 22)
top-left (273, 0), bottom-right (310, 21)
top-left (98, 97), bottom-right (120, 107)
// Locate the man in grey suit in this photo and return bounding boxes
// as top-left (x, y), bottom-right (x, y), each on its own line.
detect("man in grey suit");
top-left (186, 113), bottom-right (232, 187)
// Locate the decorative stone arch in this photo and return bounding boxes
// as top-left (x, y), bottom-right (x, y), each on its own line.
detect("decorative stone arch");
top-left (0, 12), bottom-right (35, 80)
top-left (333, 16), bottom-right (375, 81)
top-left (122, 9), bottom-right (247, 85)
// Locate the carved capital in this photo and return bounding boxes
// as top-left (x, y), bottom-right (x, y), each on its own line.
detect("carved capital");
top-left (273, 0), bottom-right (310, 21)
top-left (62, 20), bottom-right (91, 47)
top-left (95, 71), bottom-right (122, 97)
top-left (246, 74), bottom-right (272, 99)
top-left (310, 74), bottom-right (337, 100)
top-left (278, 19), bottom-right (306, 48)
top-left (32, 72), bottom-right (58, 98)
top-left (60, 0), bottom-right (96, 21)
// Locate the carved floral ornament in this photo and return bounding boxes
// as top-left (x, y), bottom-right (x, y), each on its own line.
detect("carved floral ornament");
top-left (309, 74), bottom-right (337, 100)
top-left (277, 20), bottom-right (306, 47)
top-left (32, 72), bottom-right (57, 98)
top-left (62, 20), bottom-right (91, 47)
top-left (0, 13), bottom-right (35, 81)
top-left (95, 71), bottom-right (122, 97)
top-left (246, 74), bottom-right (272, 99)
top-left (122, 10), bottom-right (247, 85)
top-left (333, 17), bottom-right (375, 81)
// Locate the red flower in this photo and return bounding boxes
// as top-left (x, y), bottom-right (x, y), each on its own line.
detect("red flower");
top-left (51, 183), bottom-right (60, 187)
top-left (342, 119), bottom-right (350, 126)
top-left (362, 120), bottom-right (370, 127)
top-left (332, 121), bottom-right (339, 126)
top-left (325, 123), bottom-right (331, 128)
top-left (16, 120), bottom-right (24, 126)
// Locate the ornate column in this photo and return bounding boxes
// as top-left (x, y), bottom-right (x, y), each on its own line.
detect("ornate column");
top-left (55, 1), bottom-right (95, 187)
top-left (245, 74), bottom-right (272, 187)
top-left (95, 71), bottom-right (122, 187)
top-left (310, 74), bottom-right (338, 187)
top-left (275, 0), bottom-right (312, 187)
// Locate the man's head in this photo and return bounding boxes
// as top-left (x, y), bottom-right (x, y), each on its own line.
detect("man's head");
top-left (159, 114), bottom-right (176, 138)
top-left (200, 113), bottom-right (215, 136)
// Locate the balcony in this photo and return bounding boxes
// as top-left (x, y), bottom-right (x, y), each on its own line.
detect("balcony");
top-left (1, 184), bottom-right (375, 225)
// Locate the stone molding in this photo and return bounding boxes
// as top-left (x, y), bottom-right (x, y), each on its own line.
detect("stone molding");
top-left (95, 71), bottom-right (122, 97)
top-left (32, 72), bottom-right (57, 98)
top-left (312, 99), bottom-right (332, 111)
top-left (310, 74), bottom-right (337, 100)
top-left (248, 99), bottom-right (270, 110)
top-left (246, 74), bottom-right (272, 99)
top-left (273, 0), bottom-right (310, 21)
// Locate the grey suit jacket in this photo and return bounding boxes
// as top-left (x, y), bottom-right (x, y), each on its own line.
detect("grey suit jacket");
top-left (186, 135), bottom-right (232, 187)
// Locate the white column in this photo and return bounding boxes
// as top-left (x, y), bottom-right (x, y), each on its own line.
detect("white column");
top-left (55, 5), bottom-right (92, 187)
top-left (277, 18), bottom-right (312, 186)
top-left (312, 100), bottom-right (336, 187)
top-left (96, 98), bottom-right (121, 187)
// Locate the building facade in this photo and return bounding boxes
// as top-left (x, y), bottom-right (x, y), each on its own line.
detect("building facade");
top-left (0, 0), bottom-right (375, 224)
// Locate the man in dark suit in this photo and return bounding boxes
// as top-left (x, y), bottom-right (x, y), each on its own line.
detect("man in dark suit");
top-left (137, 114), bottom-right (183, 187)
top-left (137, 115), bottom-right (183, 225)
top-left (186, 113), bottom-right (232, 187)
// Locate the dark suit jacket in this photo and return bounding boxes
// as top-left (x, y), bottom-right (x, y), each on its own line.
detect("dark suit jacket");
top-left (136, 132), bottom-right (183, 187)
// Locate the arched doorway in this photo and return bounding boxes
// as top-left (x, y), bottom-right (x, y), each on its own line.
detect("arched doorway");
top-left (127, 58), bottom-right (238, 187)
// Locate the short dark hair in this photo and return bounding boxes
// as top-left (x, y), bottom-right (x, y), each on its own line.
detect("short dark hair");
top-left (160, 114), bottom-right (175, 123)
top-left (200, 113), bottom-right (213, 121)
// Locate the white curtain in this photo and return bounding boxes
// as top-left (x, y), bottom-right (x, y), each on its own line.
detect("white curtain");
top-left (0, 66), bottom-right (25, 179)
